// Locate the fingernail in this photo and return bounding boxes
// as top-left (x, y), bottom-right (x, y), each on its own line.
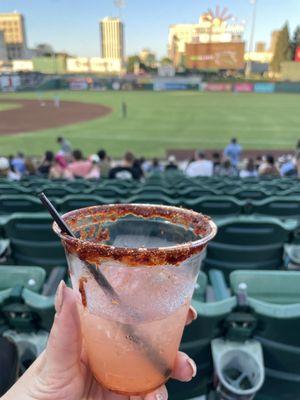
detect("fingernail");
top-left (156, 394), bottom-right (165, 400)
top-left (190, 306), bottom-right (197, 321)
top-left (55, 281), bottom-right (66, 315)
top-left (187, 358), bottom-right (197, 378)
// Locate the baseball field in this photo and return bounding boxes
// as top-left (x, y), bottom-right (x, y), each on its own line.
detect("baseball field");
top-left (0, 90), bottom-right (299, 158)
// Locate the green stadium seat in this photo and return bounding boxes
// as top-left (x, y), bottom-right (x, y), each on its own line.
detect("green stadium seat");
top-left (228, 188), bottom-right (271, 200)
top-left (0, 184), bottom-right (29, 195)
top-left (0, 287), bottom-right (55, 331)
top-left (0, 195), bottom-right (45, 214)
top-left (125, 193), bottom-right (178, 205)
top-left (178, 187), bottom-right (221, 199)
top-left (182, 196), bottom-right (245, 217)
top-left (230, 271), bottom-right (300, 399)
top-left (59, 195), bottom-right (114, 213)
top-left (203, 216), bottom-right (297, 279)
top-left (39, 185), bottom-right (76, 198)
top-left (0, 266), bottom-right (46, 293)
top-left (167, 272), bottom-right (237, 400)
top-left (2, 213), bottom-right (66, 270)
top-left (86, 186), bottom-right (128, 199)
top-left (132, 186), bottom-right (174, 197)
top-left (252, 196), bottom-right (300, 219)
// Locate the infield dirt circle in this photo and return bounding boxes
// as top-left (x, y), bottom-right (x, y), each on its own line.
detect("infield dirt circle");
top-left (0, 99), bottom-right (112, 135)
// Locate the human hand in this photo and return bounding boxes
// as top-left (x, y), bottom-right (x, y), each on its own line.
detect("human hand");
top-left (3, 281), bottom-right (197, 400)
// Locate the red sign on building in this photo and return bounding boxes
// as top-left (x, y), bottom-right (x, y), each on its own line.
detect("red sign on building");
top-left (295, 47), bottom-right (300, 62)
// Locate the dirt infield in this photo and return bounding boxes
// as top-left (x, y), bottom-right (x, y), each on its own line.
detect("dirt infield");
top-left (0, 99), bottom-right (112, 135)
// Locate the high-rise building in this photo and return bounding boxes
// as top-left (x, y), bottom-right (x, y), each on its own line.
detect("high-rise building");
top-left (0, 12), bottom-right (27, 60)
top-left (100, 17), bottom-right (124, 61)
top-left (0, 31), bottom-right (8, 61)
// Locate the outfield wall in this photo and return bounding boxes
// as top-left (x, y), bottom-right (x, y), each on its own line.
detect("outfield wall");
top-left (1, 72), bottom-right (300, 94)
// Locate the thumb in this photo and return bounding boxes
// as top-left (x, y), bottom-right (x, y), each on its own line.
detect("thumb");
top-left (43, 281), bottom-right (82, 377)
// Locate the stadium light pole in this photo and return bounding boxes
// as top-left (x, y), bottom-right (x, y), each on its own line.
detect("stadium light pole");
top-left (245, 0), bottom-right (258, 78)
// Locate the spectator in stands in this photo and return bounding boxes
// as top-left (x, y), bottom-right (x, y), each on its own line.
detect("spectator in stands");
top-left (149, 158), bottom-right (164, 174)
top-left (259, 155), bottom-right (280, 177)
top-left (109, 151), bottom-right (142, 180)
top-left (11, 152), bottom-right (26, 175)
top-left (255, 156), bottom-right (263, 171)
top-left (24, 158), bottom-right (37, 176)
top-left (0, 157), bottom-right (20, 181)
top-left (165, 155), bottom-right (179, 171)
top-left (57, 136), bottom-right (72, 158)
top-left (67, 150), bottom-right (93, 179)
top-left (38, 151), bottom-right (54, 176)
top-left (186, 151), bottom-right (213, 177)
top-left (224, 138), bottom-right (242, 168)
top-left (239, 158), bottom-right (258, 178)
top-left (212, 152), bottom-right (222, 175)
top-left (140, 157), bottom-right (152, 174)
top-left (49, 155), bottom-right (72, 179)
top-left (86, 154), bottom-right (101, 179)
top-left (278, 155), bottom-right (297, 177)
top-left (218, 158), bottom-right (237, 177)
top-left (97, 149), bottom-right (111, 178)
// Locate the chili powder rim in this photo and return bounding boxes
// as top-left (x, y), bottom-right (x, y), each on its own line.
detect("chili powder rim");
top-left (53, 203), bottom-right (217, 267)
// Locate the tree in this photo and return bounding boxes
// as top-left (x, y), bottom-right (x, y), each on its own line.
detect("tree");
top-left (126, 55), bottom-right (141, 73)
top-left (160, 57), bottom-right (173, 65)
top-left (270, 23), bottom-right (292, 73)
top-left (291, 26), bottom-right (300, 60)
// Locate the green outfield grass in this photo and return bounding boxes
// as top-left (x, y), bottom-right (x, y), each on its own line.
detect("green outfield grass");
top-left (0, 90), bottom-right (299, 157)
top-left (0, 102), bottom-right (21, 112)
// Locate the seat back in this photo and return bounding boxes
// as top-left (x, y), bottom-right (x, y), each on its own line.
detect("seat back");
top-left (0, 266), bottom-right (46, 292)
top-left (0, 195), bottom-right (44, 214)
top-left (203, 217), bottom-right (296, 279)
top-left (4, 213), bottom-right (66, 269)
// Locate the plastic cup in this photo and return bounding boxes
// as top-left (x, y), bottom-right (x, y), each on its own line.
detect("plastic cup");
top-left (53, 204), bottom-right (217, 395)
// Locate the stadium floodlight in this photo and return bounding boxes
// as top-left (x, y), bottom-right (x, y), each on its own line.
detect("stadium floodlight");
top-left (114, 0), bottom-right (126, 19)
top-left (245, 0), bottom-right (258, 77)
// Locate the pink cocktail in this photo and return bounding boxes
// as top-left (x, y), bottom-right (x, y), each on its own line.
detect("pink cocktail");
top-left (54, 204), bottom-right (217, 395)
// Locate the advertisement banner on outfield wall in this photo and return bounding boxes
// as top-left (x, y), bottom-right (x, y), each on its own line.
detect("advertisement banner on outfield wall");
top-left (254, 83), bottom-right (275, 93)
top-left (69, 78), bottom-right (89, 90)
top-left (202, 82), bottom-right (232, 92)
top-left (275, 82), bottom-right (300, 93)
top-left (233, 83), bottom-right (254, 92)
top-left (153, 78), bottom-right (201, 91)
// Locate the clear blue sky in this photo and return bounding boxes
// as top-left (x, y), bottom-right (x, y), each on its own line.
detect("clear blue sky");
top-left (0, 0), bottom-right (299, 57)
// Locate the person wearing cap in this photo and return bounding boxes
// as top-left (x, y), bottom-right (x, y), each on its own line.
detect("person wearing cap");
top-left (0, 157), bottom-right (20, 181)
top-left (86, 154), bottom-right (101, 179)
top-left (165, 155), bottom-right (178, 171)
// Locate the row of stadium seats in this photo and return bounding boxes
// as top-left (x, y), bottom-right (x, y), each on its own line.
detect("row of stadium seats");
top-left (1, 214), bottom-right (299, 276)
top-left (2, 194), bottom-right (300, 220)
top-left (3, 181), bottom-right (300, 200)
top-left (1, 266), bottom-right (300, 399)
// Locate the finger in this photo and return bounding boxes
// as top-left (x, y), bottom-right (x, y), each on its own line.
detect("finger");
top-left (44, 281), bottom-right (82, 376)
top-left (185, 305), bottom-right (197, 326)
top-left (171, 351), bottom-right (197, 382)
top-left (144, 384), bottom-right (168, 400)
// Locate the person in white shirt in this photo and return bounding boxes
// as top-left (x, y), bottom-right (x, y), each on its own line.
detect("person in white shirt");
top-left (186, 151), bottom-right (213, 177)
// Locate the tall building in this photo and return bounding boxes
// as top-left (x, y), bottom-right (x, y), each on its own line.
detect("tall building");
top-left (100, 17), bottom-right (124, 61)
top-left (0, 31), bottom-right (8, 61)
top-left (0, 12), bottom-right (27, 60)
